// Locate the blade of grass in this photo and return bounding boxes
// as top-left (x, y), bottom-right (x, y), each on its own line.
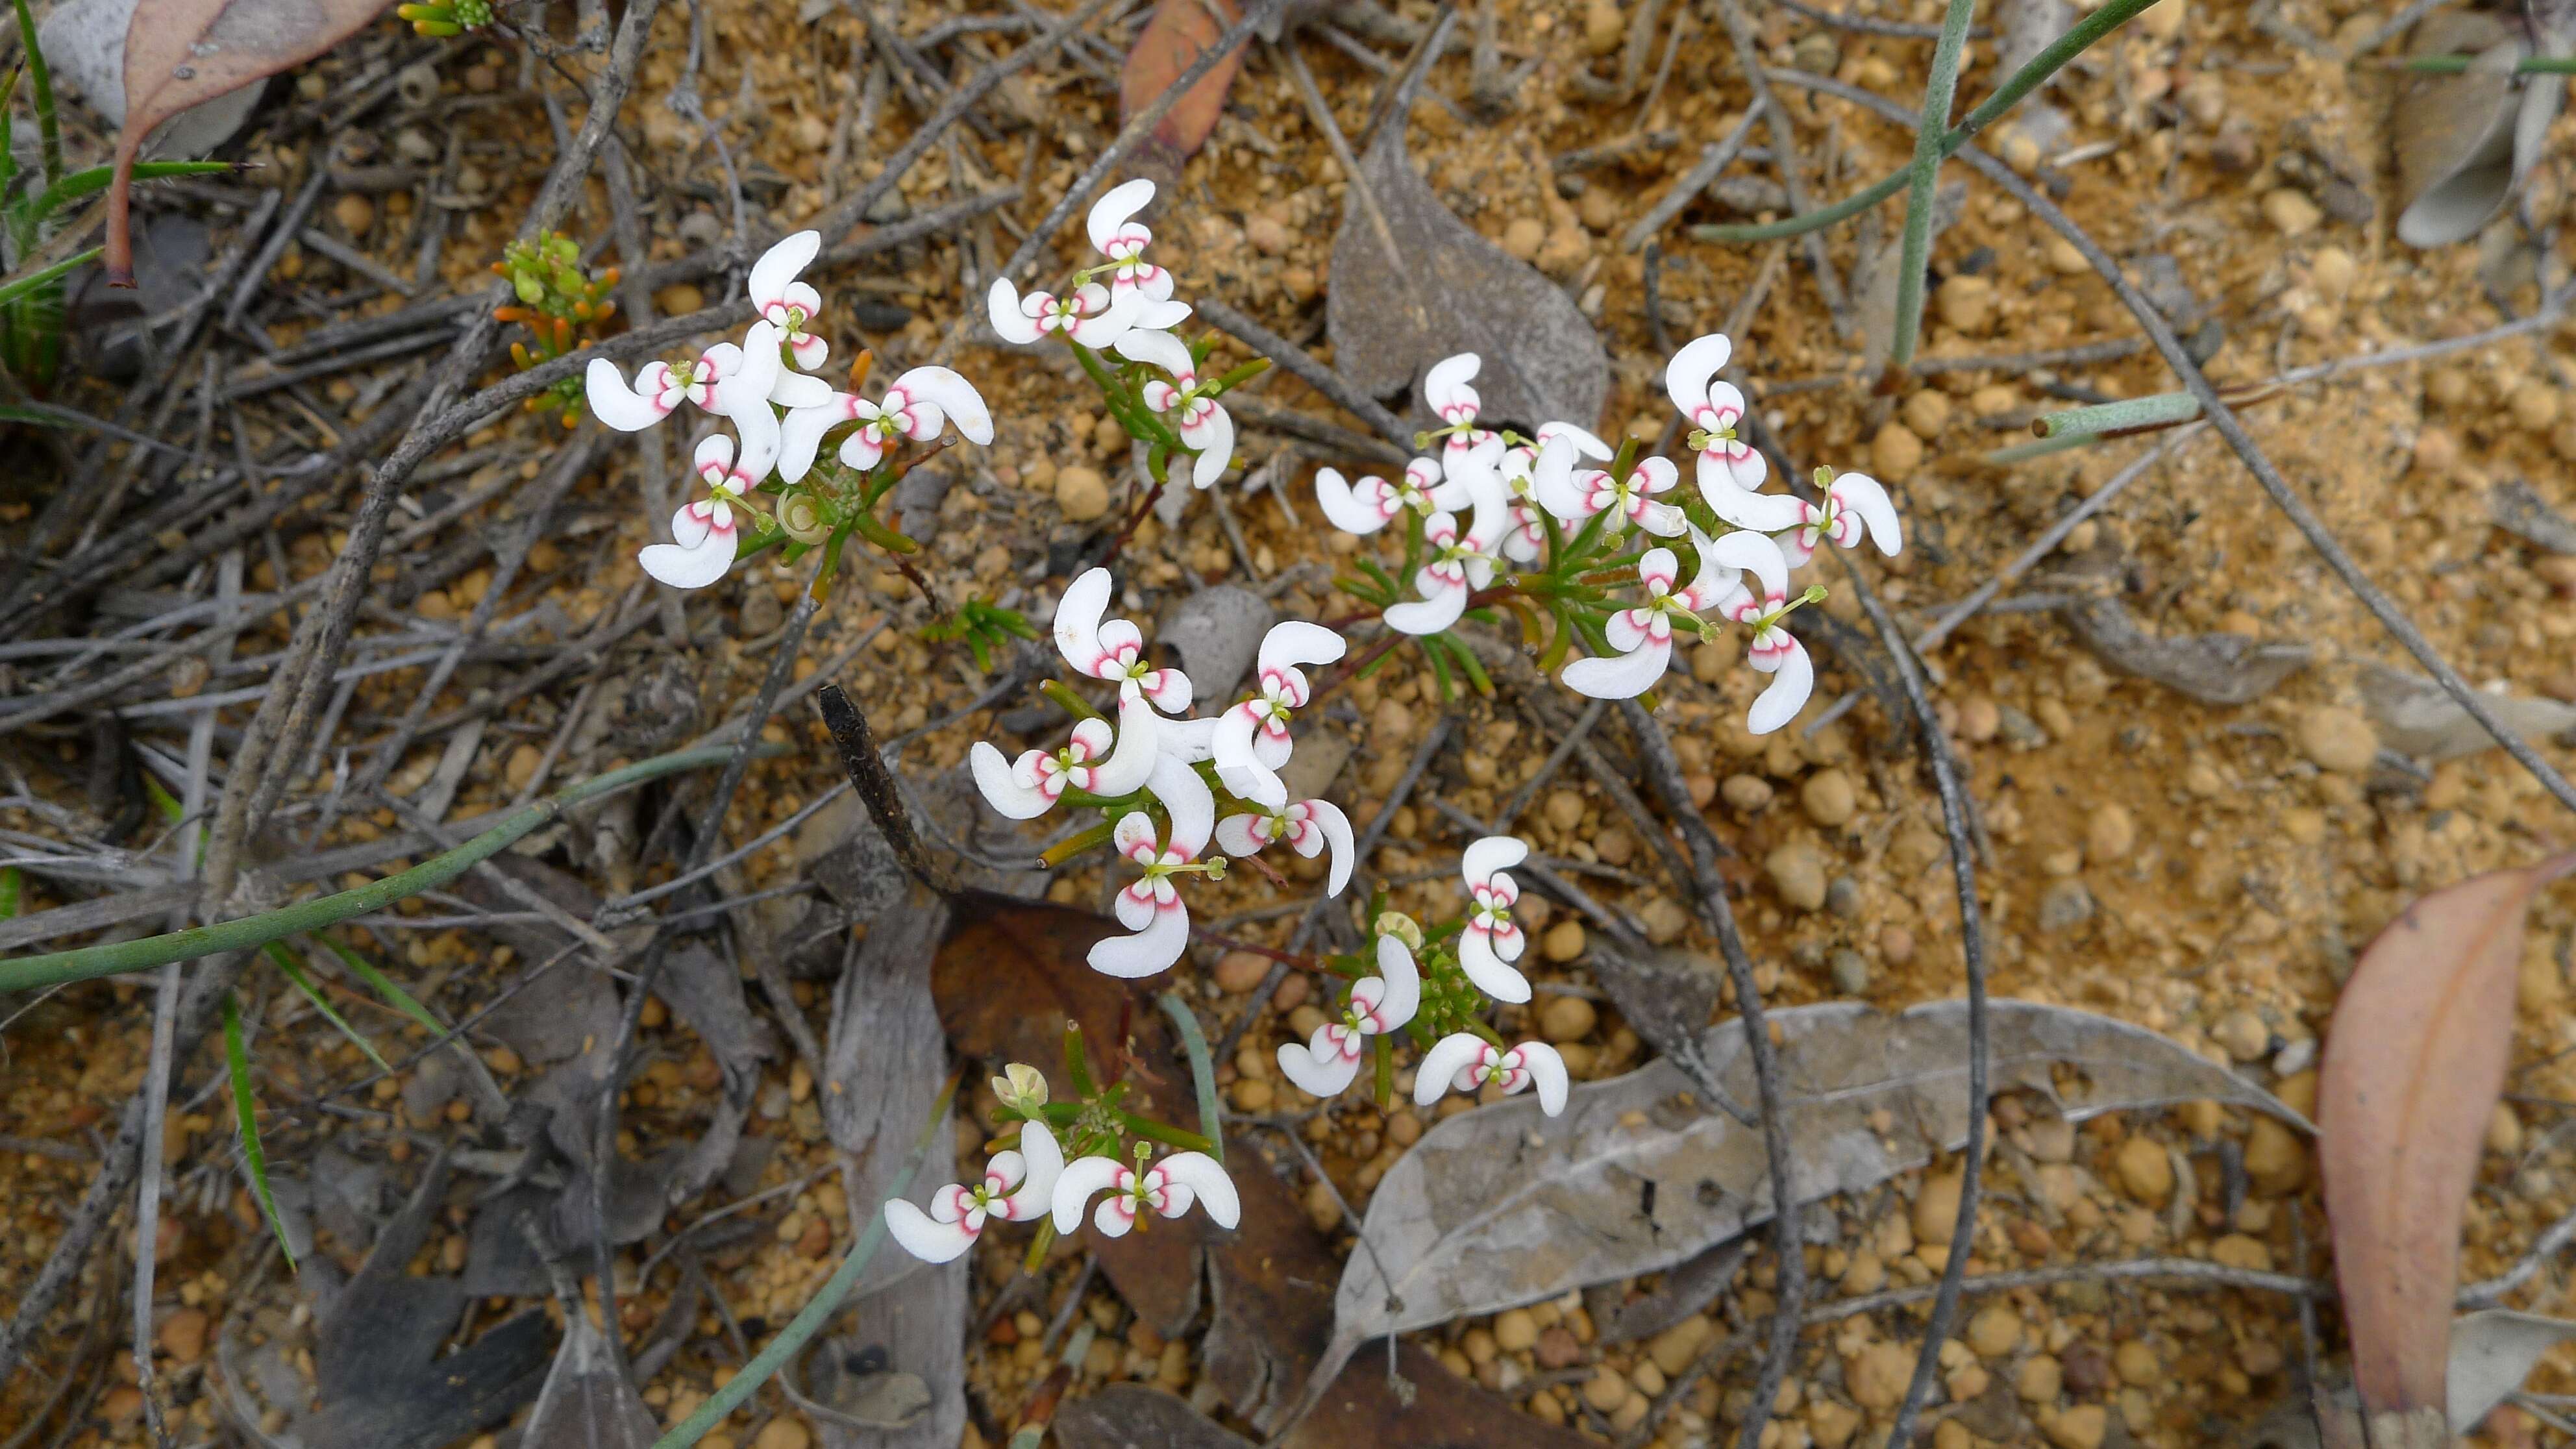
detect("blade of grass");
top-left (0, 865), bottom-right (19, 917)
top-left (1159, 993), bottom-right (1224, 1164)
top-left (0, 247), bottom-right (101, 311)
top-left (262, 941), bottom-right (390, 1072)
top-left (1889, 0), bottom-right (1981, 371)
top-left (312, 936), bottom-right (446, 1046)
top-left (25, 160), bottom-right (235, 230)
top-left (223, 991), bottom-right (295, 1267)
top-left (10, 0), bottom-right (60, 188)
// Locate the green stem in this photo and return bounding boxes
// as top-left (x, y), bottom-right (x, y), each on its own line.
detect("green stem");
top-left (26, 160), bottom-right (234, 232)
top-left (2031, 390), bottom-right (2201, 438)
top-left (1694, 0), bottom-right (2161, 243)
top-left (11, 0), bottom-right (60, 188)
top-left (1890, 0), bottom-right (1982, 369)
top-left (650, 1074), bottom-right (960, 1449)
top-left (1159, 993), bottom-right (1223, 1163)
top-left (0, 743), bottom-right (778, 995)
top-left (2399, 53), bottom-right (2576, 73)
top-left (1117, 1111), bottom-right (1216, 1156)
top-left (1069, 340), bottom-right (1180, 451)
top-left (0, 245), bottom-right (99, 311)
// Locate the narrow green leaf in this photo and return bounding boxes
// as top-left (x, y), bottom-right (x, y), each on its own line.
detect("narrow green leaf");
top-left (262, 942), bottom-right (390, 1071)
top-left (223, 992), bottom-right (296, 1269)
top-left (10, 0), bottom-right (60, 188)
top-left (0, 247), bottom-right (99, 313)
top-left (26, 160), bottom-right (232, 230)
top-left (314, 937), bottom-right (446, 1044)
top-left (0, 865), bottom-right (20, 919)
top-left (143, 772), bottom-right (182, 824)
top-left (1159, 993), bottom-right (1223, 1164)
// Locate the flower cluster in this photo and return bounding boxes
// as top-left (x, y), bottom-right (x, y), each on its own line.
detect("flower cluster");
top-left (1317, 334), bottom-right (1902, 734)
top-left (495, 232), bottom-right (619, 428)
top-left (970, 566), bottom-right (1354, 978)
top-left (397, 0), bottom-right (493, 35)
top-left (885, 1116), bottom-right (1241, 1263)
top-left (987, 179), bottom-right (1257, 494)
top-left (586, 232), bottom-right (995, 591)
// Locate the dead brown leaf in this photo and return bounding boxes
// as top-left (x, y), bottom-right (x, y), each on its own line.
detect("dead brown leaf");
top-left (2318, 852), bottom-right (2576, 1441)
top-left (1120, 0), bottom-right (1249, 188)
top-left (108, 0), bottom-right (386, 286)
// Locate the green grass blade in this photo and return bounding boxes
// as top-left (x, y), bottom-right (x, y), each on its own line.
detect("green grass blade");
top-left (0, 66), bottom-right (20, 200)
top-left (0, 246), bottom-right (97, 313)
top-left (314, 937), bottom-right (447, 1045)
top-left (26, 160), bottom-right (232, 230)
top-left (1159, 993), bottom-right (1223, 1164)
top-left (262, 942), bottom-right (390, 1072)
top-left (223, 991), bottom-right (296, 1269)
top-left (10, 0), bottom-right (59, 188)
top-left (0, 865), bottom-right (19, 919)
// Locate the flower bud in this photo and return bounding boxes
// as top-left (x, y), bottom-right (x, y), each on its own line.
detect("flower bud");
top-left (778, 490), bottom-right (833, 544)
top-left (991, 1063), bottom-right (1048, 1114)
top-left (1374, 911), bottom-right (1424, 952)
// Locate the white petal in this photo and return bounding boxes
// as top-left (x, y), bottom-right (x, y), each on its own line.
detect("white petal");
top-left (884, 1198), bottom-right (978, 1263)
top-left (1700, 472), bottom-right (1807, 532)
top-left (1832, 471), bottom-right (1903, 554)
top-left (895, 366), bottom-right (993, 445)
top-left (1087, 904), bottom-right (1188, 978)
top-left (1214, 813), bottom-right (1269, 857)
top-left (1155, 1152), bottom-right (1238, 1228)
top-left (693, 430), bottom-right (737, 482)
top-left (779, 395), bottom-right (854, 484)
top-left (1156, 715), bottom-right (1220, 763)
top-left (1050, 1157), bottom-right (1128, 1235)
top-left (1424, 354), bottom-right (1481, 417)
top-left (1111, 327), bottom-right (1195, 378)
top-left (789, 331), bottom-right (830, 373)
top-left (1514, 1042), bottom-right (1570, 1116)
top-left (1258, 620), bottom-right (1345, 676)
top-left (770, 370), bottom-right (837, 410)
top-left (1148, 752), bottom-right (1213, 858)
top-left (1315, 467), bottom-right (1393, 535)
top-left (670, 501), bottom-right (713, 551)
top-left (1088, 177), bottom-right (1156, 254)
top-left (1185, 404), bottom-right (1233, 488)
top-left (998, 1122), bottom-right (1063, 1218)
top-left (1707, 529), bottom-right (1790, 604)
top-left (749, 230), bottom-right (821, 312)
top-left (1278, 1035), bottom-right (1361, 1098)
top-left (587, 358), bottom-right (673, 431)
top-left (728, 406), bottom-right (782, 486)
top-left (1086, 695), bottom-right (1161, 798)
top-left (1665, 332), bottom-right (1731, 415)
top-left (1052, 568), bottom-right (1114, 676)
top-left (987, 277), bottom-right (1044, 345)
top-left (1137, 299), bottom-right (1194, 331)
top-left (717, 322), bottom-right (784, 415)
top-left (1211, 706), bottom-right (1285, 811)
top-left (1383, 580), bottom-right (1467, 636)
top-left (1461, 836), bottom-right (1528, 887)
top-left (1304, 799), bottom-right (1355, 896)
top-left (639, 531), bottom-right (736, 590)
top-left (1457, 927), bottom-right (1533, 1003)
top-left (1373, 934), bottom-right (1420, 1028)
top-left (1635, 500), bottom-right (1688, 538)
top-left (1413, 1035), bottom-right (1488, 1106)
top-left (1069, 283), bottom-right (1145, 347)
top-left (1536, 421), bottom-right (1613, 460)
top-left (1561, 639), bottom-right (1674, 699)
top-left (971, 743), bottom-right (1057, 820)
top-left (1746, 636), bottom-right (1815, 735)
top-left (1529, 434), bottom-right (1591, 521)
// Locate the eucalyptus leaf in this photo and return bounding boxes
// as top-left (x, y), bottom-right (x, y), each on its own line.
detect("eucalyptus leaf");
top-left (2358, 663), bottom-right (2576, 763)
top-left (1325, 128), bottom-right (1608, 430)
top-left (1317, 1000), bottom-right (2305, 1385)
top-left (2449, 1310), bottom-right (2576, 1435)
top-left (2394, 12), bottom-right (2568, 249)
top-left (2058, 595), bottom-right (2313, 706)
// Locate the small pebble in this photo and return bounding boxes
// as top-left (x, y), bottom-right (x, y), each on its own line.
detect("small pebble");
top-left (1902, 390), bottom-right (1953, 438)
top-left (1870, 422), bottom-right (1924, 481)
top-left (1914, 1170), bottom-right (1963, 1245)
top-left (1936, 275), bottom-right (1996, 334)
top-left (1830, 949), bottom-right (1870, 997)
top-left (754, 1420), bottom-right (811, 1449)
top-left (2037, 878), bottom-right (2095, 933)
top-left (2114, 1136), bottom-right (2174, 1206)
top-left (1583, 0), bottom-right (1624, 53)
top-left (1801, 768), bottom-right (1857, 826)
top-left (1246, 215), bottom-right (1292, 256)
top-left (1542, 789), bottom-right (1585, 832)
top-left (1824, 876), bottom-right (1862, 919)
top-left (2044, 1404), bottom-right (2108, 1449)
top-left (1539, 993), bottom-right (1596, 1043)
top-left (1959, 696), bottom-right (2001, 742)
top-left (2296, 705), bottom-right (2377, 774)
top-left (1879, 926), bottom-right (1915, 966)
top-left (2086, 803), bottom-right (2136, 863)
top-left (2016, 1353), bottom-right (2064, 1404)
top-left (1542, 920), bottom-right (1587, 964)
top-left (2244, 1117), bottom-right (2305, 1195)
top-left (1996, 705), bottom-right (2048, 748)
top-left (1213, 950), bottom-right (1270, 993)
top-left (1535, 1326), bottom-right (1583, 1369)
top-left (2213, 1009), bottom-right (2270, 1063)
top-left (1056, 465), bottom-right (1111, 523)
top-left (2137, 0), bottom-right (2186, 40)
top-left (157, 1307), bottom-right (210, 1365)
top-left (1966, 1304), bottom-right (2021, 1358)
top-left (2261, 188), bottom-right (2322, 237)
top-left (1583, 1366), bottom-right (1632, 1413)
top-left (332, 193), bottom-right (376, 238)
top-left (1720, 774), bottom-right (1774, 813)
top-left (1502, 216), bottom-right (1547, 262)
top-left (1495, 1308), bottom-right (1539, 1352)
top-left (2113, 1340), bottom-right (2161, 1388)
top-left (2511, 381), bottom-right (2561, 433)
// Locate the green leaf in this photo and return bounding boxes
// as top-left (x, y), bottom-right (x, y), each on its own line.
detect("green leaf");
top-left (1159, 993), bottom-right (1223, 1164)
top-left (314, 937), bottom-right (446, 1045)
top-left (223, 992), bottom-right (296, 1269)
top-left (10, 0), bottom-right (58, 188)
top-left (0, 865), bottom-right (20, 919)
top-left (143, 772), bottom-right (182, 824)
top-left (0, 246), bottom-right (99, 313)
top-left (263, 942), bottom-right (390, 1071)
top-left (25, 160), bottom-right (233, 230)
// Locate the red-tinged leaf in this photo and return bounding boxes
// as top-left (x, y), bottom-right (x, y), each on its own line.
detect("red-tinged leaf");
top-left (106, 0), bottom-right (390, 286)
top-left (2320, 850), bottom-right (2576, 1429)
top-left (1120, 0), bottom-right (1247, 180)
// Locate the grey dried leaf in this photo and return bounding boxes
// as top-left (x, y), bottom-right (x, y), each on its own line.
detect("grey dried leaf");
top-left (2359, 663), bottom-right (2576, 762)
top-left (2058, 596), bottom-right (2312, 706)
top-left (2395, 12), bottom-right (2568, 248)
top-left (1585, 942), bottom-right (1720, 1079)
top-left (1056, 1384), bottom-right (1259, 1449)
top-left (2449, 1311), bottom-right (2576, 1435)
top-left (1319, 1000), bottom-right (2304, 1381)
top-left (1591, 1237), bottom-right (1747, 1346)
top-left (1326, 129), bottom-right (1609, 430)
top-left (520, 1275), bottom-right (658, 1449)
top-left (2490, 479), bottom-right (2576, 554)
top-left (1159, 586), bottom-right (1275, 705)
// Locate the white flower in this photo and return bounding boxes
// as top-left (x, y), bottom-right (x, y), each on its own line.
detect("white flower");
top-left (1088, 179), bottom-right (1173, 305)
top-left (588, 321), bottom-right (791, 466)
top-left (1667, 332), bottom-right (1800, 531)
top-left (1215, 797), bottom-right (1356, 895)
top-left (1092, 754), bottom-right (1218, 978)
top-left (778, 365), bottom-right (994, 483)
top-left (969, 693), bottom-right (1160, 819)
top-left (1211, 622), bottom-right (1344, 809)
top-left (1778, 469), bottom-right (1903, 567)
top-left (748, 230), bottom-right (831, 375)
top-left (1050, 1149), bottom-right (1239, 1239)
top-left (884, 1121), bottom-right (1063, 1263)
top-left (1561, 527), bottom-right (1742, 700)
top-left (988, 277), bottom-right (1144, 348)
top-left (1053, 568), bottom-right (1193, 714)
top-left (1714, 530), bottom-right (1818, 734)
top-left (638, 432), bottom-right (763, 590)
top-left (1113, 330), bottom-right (1234, 489)
top-left (1276, 935), bottom-right (1420, 1098)
top-left (1423, 354), bottom-right (1500, 477)
top-left (1313, 456), bottom-right (1443, 536)
top-left (1382, 510), bottom-right (1490, 636)
top-left (1495, 423), bottom-right (1612, 563)
top-left (1530, 436), bottom-right (1687, 538)
top-left (1455, 836), bottom-right (1531, 1003)
top-left (1413, 1034), bottom-right (1570, 1117)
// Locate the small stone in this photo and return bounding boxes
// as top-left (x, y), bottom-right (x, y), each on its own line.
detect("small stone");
top-left (1801, 769), bottom-right (1857, 826)
top-left (2038, 879), bottom-right (2095, 933)
top-left (2511, 381), bottom-right (2561, 432)
top-left (1583, 1366), bottom-right (1633, 1413)
top-left (1502, 216), bottom-right (1548, 262)
top-left (1213, 950), bottom-right (1270, 993)
top-left (2262, 189), bottom-right (2322, 237)
top-left (1937, 275), bottom-right (1996, 333)
top-left (1648, 1316), bottom-right (1713, 1376)
top-left (2114, 1136), bottom-right (2174, 1206)
top-left (1879, 926), bottom-right (1915, 966)
top-left (1959, 695), bottom-right (2001, 742)
top-left (1903, 390), bottom-right (1953, 438)
top-left (2137, 0), bottom-right (2186, 40)
top-left (1583, 0), bottom-right (1624, 55)
top-left (2086, 803), bottom-right (2136, 863)
top-left (1721, 774), bottom-right (1774, 813)
top-left (1871, 421), bottom-right (1925, 481)
top-left (1542, 920), bottom-right (1588, 965)
top-left (2044, 1404), bottom-right (2108, 1449)
top-left (1808, 1399), bottom-right (1863, 1449)
top-left (1966, 1304), bottom-right (2022, 1358)
top-left (1830, 950), bottom-right (1870, 997)
top-left (2243, 1117), bottom-right (2305, 1195)
top-left (1535, 1326), bottom-right (1583, 1369)
top-left (333, 193), bottom-right (376, 237)
top-left (2113, 1339), bottom-right (2161, 1387)
top-left (2214, 1009), bottom-right (2271, 1063)
top-left (2177, 71), bottom-right (2226, 127)
top-left (158, 1307), bottom-right (210, 1365)
top-left (2211, 1234), bottom-right (2273, 1272)
top-left (1539, 993), bottom-right (1597, 1043)
top-left (1495, 1308), bottom-right (1539, 1352)
top-left (2045, 236), bottom-right (2090, 275)
top-left (1246, 215), bottom-right (1292, 256)
top-left (2309, 245), bottom-right (2357, 300)
top-left (1055, 465), bottom-right (1111, 522)
top-left (1914, 1170), bottom-right (1964, 1245)
top-left (2490, 1102), bottom-right (2525, 1156)
top-left (1997, 705), bottom-right (2048, 748)
top-left (2297, 706), bottom-right (2377, 774)
top-left (2016, 1353), bottom-right (2064, 1404)
top-left (1847, 1341), bottom-right (1914, 1410)
top-left (1578, 188), bottom-right (1623, 233)
top-left (754, 1420), bottom-right (811, 1449)
top-left (1536, 225), bottom-right (1591, 277)
top-left (1543, 789), bottom-right (1585, 832)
